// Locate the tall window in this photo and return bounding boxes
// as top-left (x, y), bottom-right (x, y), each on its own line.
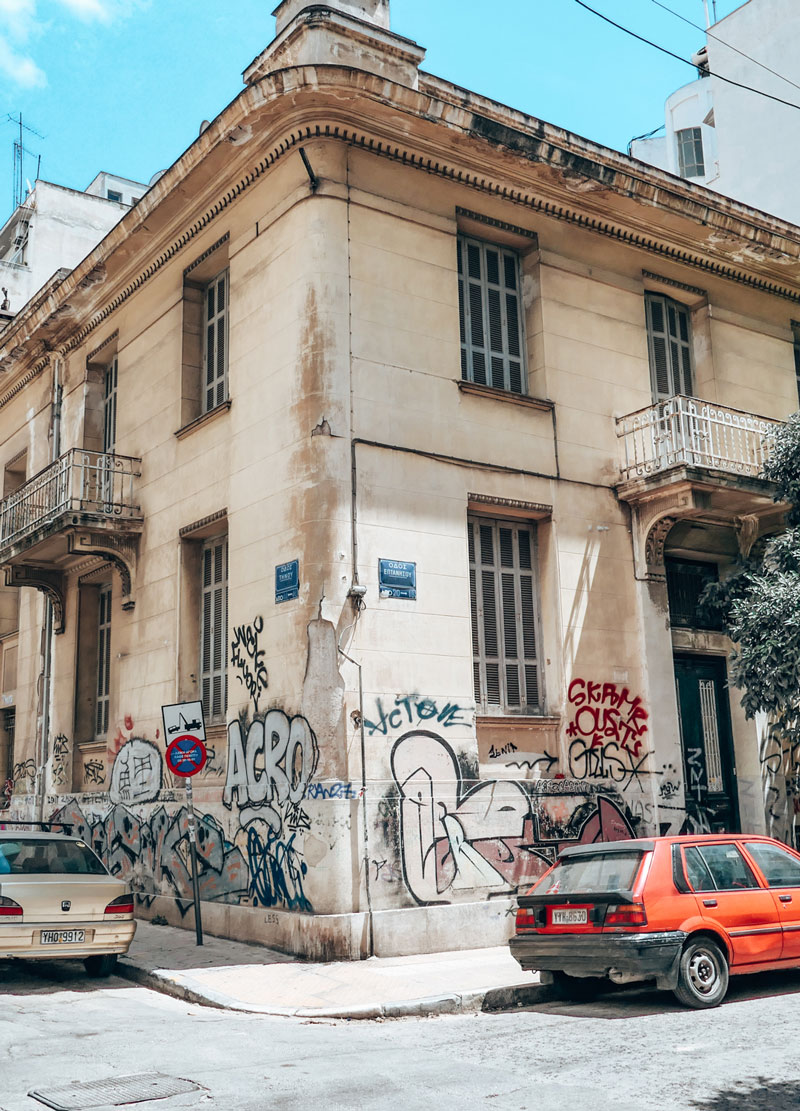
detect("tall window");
top-left (102, 356), bottom-right (118, 453)
top-left (676, 127), bottom-right (705, 178)
top-left (95, 584), bottom-right (112, 737)
top-left (203, 271), bottom-right (228, 414)
top-left (458, 236), bottom-right (526, 394)
top-left (201, 536), bottom-right (228, 722)
top-left (645, 293), bottom-right (694, 400)
top-left (468, 516), bottom-right (541, 714)
top-left (793, 323), bottom-right (800, 408)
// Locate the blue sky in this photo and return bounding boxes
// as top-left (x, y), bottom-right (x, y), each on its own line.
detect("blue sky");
top-left (0, 0), bottom-right (747, 215)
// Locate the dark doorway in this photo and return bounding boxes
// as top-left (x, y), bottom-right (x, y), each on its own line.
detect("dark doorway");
top-left (674, 655), bottom-right (739, 833)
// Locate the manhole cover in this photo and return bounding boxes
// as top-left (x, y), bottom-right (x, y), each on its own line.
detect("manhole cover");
top-left (28, 1072), bottom-right (202, 1110)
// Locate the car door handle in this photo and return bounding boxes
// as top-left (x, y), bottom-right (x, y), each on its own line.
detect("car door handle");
top-left (703, 899), bottom-right (718, 907)
top-left (780, 895), bottom-right (793, 903)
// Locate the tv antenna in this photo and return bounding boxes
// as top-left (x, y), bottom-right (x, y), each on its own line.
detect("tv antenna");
top-left (5, 113), bottom-right (44, 209)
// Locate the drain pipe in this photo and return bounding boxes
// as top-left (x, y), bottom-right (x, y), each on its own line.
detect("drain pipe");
top-left (36, 357), bottom-right (62, 822)
top-left (338, 643), bottom-right (374, 958)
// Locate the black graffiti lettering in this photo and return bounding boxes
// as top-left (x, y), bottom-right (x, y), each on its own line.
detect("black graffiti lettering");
top-left (230, 615), bottom-right (269, 713)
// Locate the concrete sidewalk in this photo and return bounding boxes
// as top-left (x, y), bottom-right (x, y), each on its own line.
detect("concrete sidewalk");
top-left (117, 921), bottom-right (549, 1020)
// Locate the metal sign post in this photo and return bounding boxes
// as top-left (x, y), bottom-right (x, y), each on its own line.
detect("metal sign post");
top-left (165, 730), bottom-right (208, 948)
top-left (184, 777), bottom-right (203, 947)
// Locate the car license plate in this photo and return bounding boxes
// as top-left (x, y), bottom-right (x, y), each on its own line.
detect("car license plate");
top-left (551, 908), bottom-right (588, 926)
top-left (40, 930), bottom-right (85, 945)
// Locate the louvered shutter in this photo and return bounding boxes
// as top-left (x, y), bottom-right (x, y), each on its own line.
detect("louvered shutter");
top-left (458, 236), bottom-right (526, 394)
top-left (203, 271), bottom-right (229, 414)
top-left (468, 516), bottom-right (541, 714)
top-left (646, 293), bottom-right (694, 401)
top-left (95, 584), bottom-right (112, 737)
top-left (201, 536), bottom-right (228, 722)
top-left (103, 357), bottom-right (117, 454)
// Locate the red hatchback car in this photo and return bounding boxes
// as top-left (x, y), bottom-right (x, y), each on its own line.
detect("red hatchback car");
top-left (510, 833), bottom-right (800, 1008)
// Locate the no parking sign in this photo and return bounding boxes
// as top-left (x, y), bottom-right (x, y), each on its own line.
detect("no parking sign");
top-left (165, 735), bottom-right (207, 778)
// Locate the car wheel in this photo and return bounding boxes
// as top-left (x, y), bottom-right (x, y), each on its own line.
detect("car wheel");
top-left (550, 971), bottom-right (605, 1002)
top-left (673, 938), bottom-right (728, 1009)
top-left (84, 954), bottom-right (118, 978)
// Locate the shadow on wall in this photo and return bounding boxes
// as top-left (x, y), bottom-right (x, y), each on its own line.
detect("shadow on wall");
top-left (690, 1079), bottom-right (800, 1111)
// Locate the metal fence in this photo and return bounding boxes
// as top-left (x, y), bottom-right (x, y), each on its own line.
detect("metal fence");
top-left (0, 449), bottom-right (141, 551)
top-left (617, 395), bottom-right (782, 482)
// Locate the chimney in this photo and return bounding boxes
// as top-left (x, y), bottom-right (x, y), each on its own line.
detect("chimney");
top-left (246, 0), bottom-right (424, 89)
top-left (273, 0), bottom-right (390, 36)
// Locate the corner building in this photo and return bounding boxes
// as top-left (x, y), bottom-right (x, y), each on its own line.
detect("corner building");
top-left (1, 0), bottom-right (799, 958)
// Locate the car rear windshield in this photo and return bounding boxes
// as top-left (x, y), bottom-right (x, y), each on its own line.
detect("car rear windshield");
top-left (0, 839), bottom-right (108, 876)
top-left (535, 851), bottom-right (644, 895)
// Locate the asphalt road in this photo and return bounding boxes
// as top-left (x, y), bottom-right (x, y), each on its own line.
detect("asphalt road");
top-left (2, 958), bottom-right (800, 1110)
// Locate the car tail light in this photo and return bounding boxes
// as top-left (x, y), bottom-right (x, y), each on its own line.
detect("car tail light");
top-left (515, 907), bottom-right (538, 933)
top-left (0, 896), bottom-right (22, 917)
top-left (104, 894), bottom-right (134, 915)
top-left (605, 902), bottom-right (647, 927)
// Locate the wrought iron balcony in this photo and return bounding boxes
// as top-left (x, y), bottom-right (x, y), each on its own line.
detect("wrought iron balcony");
top-left (0, 449), bottom-right (141, 554)
top-left (617, 395), bottom-right (782, 483)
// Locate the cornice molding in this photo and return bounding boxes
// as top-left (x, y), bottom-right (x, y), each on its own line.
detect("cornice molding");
top-left (3, 67), bottom-right (800, 392)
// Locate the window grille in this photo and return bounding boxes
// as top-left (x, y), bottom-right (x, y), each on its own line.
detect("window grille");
top-left (458, 237), bottom-right (526, 394)
top-left (95, 584), bottom-right (112, 737)
top-left (468, 516), bottom-right (541, 714)
top-left (645, 293), bottom-right (694, 400)
top-left (201, 535), bottom-right (228, 722)
top-left (666, 559), bottom-right (722, 630)
top-left (676, 127), bottom-right (705, 178)
top-left (203, 271), bottom-right (229, 414)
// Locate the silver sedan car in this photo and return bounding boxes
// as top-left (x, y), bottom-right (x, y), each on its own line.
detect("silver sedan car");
top-left (0, 829), bottom-right (136, 976)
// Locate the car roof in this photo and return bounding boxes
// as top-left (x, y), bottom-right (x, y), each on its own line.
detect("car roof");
top-left (0, 830), bottom-right (81, 842)
top-left (559, 833), bottom-right (779, 858)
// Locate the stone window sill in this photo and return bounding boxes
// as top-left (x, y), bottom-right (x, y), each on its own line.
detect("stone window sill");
top-left (175, 399), bottom-right (232, 440)
top-left (458, 380), bottom-right (554, 412)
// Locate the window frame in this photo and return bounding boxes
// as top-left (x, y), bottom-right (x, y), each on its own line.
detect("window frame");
top-left (95, 583), bottom-right (112, 739)
top-left (645, 291), bottom-right (695, 401)
top-left (102, 355), bottom-right (118, 454)
top-left (200, 534), bottom-right (228, 724)
top-left (676, 126), bottom-right (705, 178)
top-left (468, 514), bottom-right (543, 716)
top-left (745, 841), bottom-right (800, 889)
top-left (202, 270), bottom-right (229, 416)
top-left (457, 235), bottom-right (527, 396)
top-left (682, 843), bottom-right (759, 893)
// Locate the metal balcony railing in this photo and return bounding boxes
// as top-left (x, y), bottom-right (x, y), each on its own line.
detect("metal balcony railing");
top-left (616, 395), bottom-right (782, 483)
top-left (0, 449), bottom-right (141, 551)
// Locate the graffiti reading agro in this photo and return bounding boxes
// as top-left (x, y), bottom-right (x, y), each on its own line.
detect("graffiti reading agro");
top-left (230, 615), bottom-right (269, 713)
top-left (224, 710), bottom-right (319, 912)
top-left (390, 731), bottom-right (635, 906)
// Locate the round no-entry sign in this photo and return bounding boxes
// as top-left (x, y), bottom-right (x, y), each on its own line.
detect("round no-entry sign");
top-left (166, 735), bottom-right (207, 778)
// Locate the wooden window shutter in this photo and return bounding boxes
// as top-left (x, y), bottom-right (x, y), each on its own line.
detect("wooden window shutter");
top-left (468, 515), bottom-right (542, 714)
top-left (458, 236), bottom-right (527, 395)
top-left (646, 292), bottom-right (694, 401)
top-left (203, 271), bottom-right (229, 415)
top-left (201, 535), bottom-right (228, 722)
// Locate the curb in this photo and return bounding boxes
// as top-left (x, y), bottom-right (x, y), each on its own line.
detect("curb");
top-left (116, 959), bottom-right (554, 1020)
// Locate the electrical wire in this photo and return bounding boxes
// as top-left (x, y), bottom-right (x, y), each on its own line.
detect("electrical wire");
top-left (650, 0), bottom-right (800, 96)
top-left (574, 0), bottom-right (800, 113)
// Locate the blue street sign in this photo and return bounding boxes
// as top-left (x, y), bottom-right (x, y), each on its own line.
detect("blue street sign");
top-left (275, 559), bottom-right (300, 603)
top-left (378, 559), bottom-right (417, 600)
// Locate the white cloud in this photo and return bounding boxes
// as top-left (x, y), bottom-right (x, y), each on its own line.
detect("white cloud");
top-left (0, 0), bottom-right (140, 87)
top-left (0, 35), bottom-right (45, 86)
top-left (0, 0), bottom-right (37, 41)
top-left (55, 0), bottom-right (113, 21)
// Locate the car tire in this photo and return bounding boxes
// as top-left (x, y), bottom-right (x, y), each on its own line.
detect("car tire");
top-left (673, 938), bottom-right (729, 1009)
top-left (550, 971), bottom-right (605, 1002)
top-left (84, 954), bottom-right (118, 978)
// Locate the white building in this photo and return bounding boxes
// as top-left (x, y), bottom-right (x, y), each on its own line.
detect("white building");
top-left (0, 173), bottom-right (148, 319)
top-left (631, 0), bottom-right (800, 225)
